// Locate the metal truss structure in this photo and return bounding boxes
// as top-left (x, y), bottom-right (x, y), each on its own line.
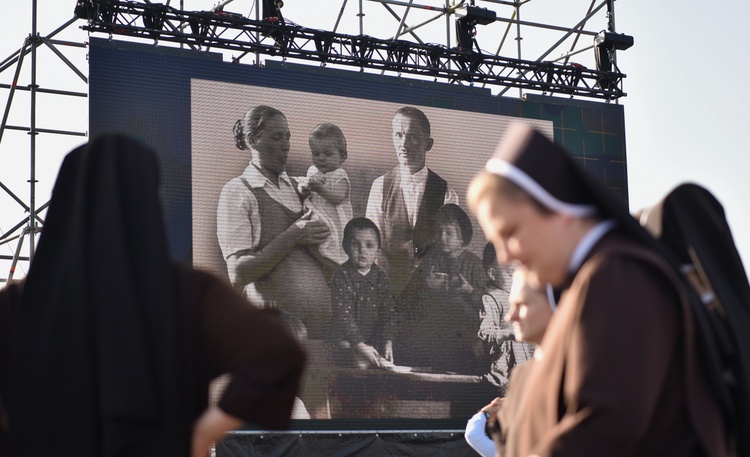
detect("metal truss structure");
top-left (0, 0), bottom-right (630, 282)
top-left (0, 4), bottom-right (87, 283)
top-left (76, 0), bottom-right (628, 100)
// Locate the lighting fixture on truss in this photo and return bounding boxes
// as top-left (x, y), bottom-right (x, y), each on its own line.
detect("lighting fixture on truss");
top-left (454, 3), bottom-right (496, 52)
top-left (594, 30), bottom-right (633, 89)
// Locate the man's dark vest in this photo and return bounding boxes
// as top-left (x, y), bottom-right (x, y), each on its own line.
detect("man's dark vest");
top-left (380, 168), bottom-right (447, 293)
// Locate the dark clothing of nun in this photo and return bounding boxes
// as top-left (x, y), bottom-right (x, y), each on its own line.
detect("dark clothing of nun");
top-left (492, 359), bottom-right (535, 457)
top-left (510, 232), bottom-right (725, 457)
top-left (2, 135), bottom-right (305, 456)
top-left (483, 123), bottom-right (729, 456)
top-left (642, 183), bottom-right (750, 456)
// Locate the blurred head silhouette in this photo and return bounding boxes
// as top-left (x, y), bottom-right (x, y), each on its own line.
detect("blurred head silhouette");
top-left (9, 134), bottom-right (187, 456)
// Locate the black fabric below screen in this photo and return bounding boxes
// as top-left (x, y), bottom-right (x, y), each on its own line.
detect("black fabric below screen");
top-left (217, 432), bottom-right (478, 456)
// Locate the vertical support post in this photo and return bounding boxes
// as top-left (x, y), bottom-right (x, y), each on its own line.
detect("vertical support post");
top-left (29, 0), bottom-right (39, 260)
top-left (255, 0), bottom-right (261, 66)
top-left (358, 0), bottom-right (364, 36)
top-left (445, 0), bottom-right (450, 70)
top-left (606, 0), bottom-right (619, 104)
top-left (515, 0), bottom-right (522, 98)
top-left (607, 0), bottom-right (616, 64)
top-left (180, 0), bottom-right (184, 48)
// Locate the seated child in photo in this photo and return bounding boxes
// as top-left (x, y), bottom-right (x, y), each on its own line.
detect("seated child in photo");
top-left (296, 123), bottom-right (353, 266)
top-left (396, 203), bottom-right (488, 375)
top-left (479, 243), bottom-right (531, 392)
top-left (330, 217), bottom-right (395, 369)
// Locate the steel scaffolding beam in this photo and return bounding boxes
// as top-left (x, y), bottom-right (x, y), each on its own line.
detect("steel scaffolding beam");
top-left (77, 1), bottom-right (627, 100)
top-left (2, 0), bottom-right (630, 282)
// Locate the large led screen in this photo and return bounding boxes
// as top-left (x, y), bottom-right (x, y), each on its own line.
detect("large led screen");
top-left (89, 37), bottom-right (628, 429)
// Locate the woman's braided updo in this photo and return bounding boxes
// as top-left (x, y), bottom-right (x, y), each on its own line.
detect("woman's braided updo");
top-left (233, 105), bottom-right (286, 150)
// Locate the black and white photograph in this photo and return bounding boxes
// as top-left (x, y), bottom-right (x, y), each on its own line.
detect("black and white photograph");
top-left (191, 78), bottom-right (549, 419)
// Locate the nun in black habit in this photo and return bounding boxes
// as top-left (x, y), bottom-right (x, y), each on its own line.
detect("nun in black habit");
top-left (1, 134), bottom-right (305, 456)
top-left (640, 183), bottom-right (750, 457)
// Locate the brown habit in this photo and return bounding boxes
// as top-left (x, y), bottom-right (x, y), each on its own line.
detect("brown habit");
top-left (511, 233), bottom-right (727, 457)
top-left (494, 359), bottom-right (535, 457)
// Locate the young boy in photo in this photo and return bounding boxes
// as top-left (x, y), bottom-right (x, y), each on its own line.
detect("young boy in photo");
top-left (397, 204), bottom-right (488, 374)
top-left (329, 217), bottom-right (395, 369)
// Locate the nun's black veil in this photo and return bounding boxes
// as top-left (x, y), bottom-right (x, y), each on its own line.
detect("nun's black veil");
top-left (549, 140), bottom-right (740, 436)
top-left (646, 183), bottom-right (750, 455)
top-left (539, 142), bottom-right (746, 450)
top-left (8, 135), bottom-right (188, 456)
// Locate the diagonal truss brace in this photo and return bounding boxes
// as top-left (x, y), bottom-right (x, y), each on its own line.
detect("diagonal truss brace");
top-left (78, 0), bottom-right (627, 100)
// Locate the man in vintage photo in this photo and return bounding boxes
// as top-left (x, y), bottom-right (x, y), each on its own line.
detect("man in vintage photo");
top-left (365, 106), bottom-right (459, 294)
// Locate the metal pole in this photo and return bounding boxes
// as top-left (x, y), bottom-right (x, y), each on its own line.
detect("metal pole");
top-left (359, 0), bottom-right (364, 35)
top-left (607, 0), bottom-right (616, 63)
top-left (210, 0), bottom-right (236, 11)
top-left (498, 0), bottom-right (607, 98)
top-left (388, 10), bottom-right (445, 40)
top-left (29, 0), bottom-right (38, 260)
top-left (0, 17), bottom-right (78, 74)
top-left (563, 0), bottom-right (595, 65)
top-left (255, 0), bottom-right (261, 65)
top-left (515, 0), bottom-right (522, 98)
top-left (534, 1), bottom-right (607, 62)
top-left (368, 0), bottom-right (445, 11)
top-left (381, 1), bottom-right (413, 76)
top-left (392, 0), bottom-right (413, 43)
top-left (483, 10), bottom-right (515, 89)
top-left (0, 39), bottom-right (28, 145)
top-left (607, 0), bottom-right (618, 104)
top-left (380, 3), bottom-right (425, 43)
top-left (7, 228), bottom-right (26, 282)
top-left (445, 0), bottom-right (451, 70)
top-left (334, 0), bottom-right (349, 33)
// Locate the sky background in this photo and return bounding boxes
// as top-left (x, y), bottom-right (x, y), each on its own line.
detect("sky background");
top-left (1, 0), bottom-right (748, 281)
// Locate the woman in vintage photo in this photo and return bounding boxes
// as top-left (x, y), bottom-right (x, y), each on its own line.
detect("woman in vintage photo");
top-left (216, 105), bottom-right (333, 341)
